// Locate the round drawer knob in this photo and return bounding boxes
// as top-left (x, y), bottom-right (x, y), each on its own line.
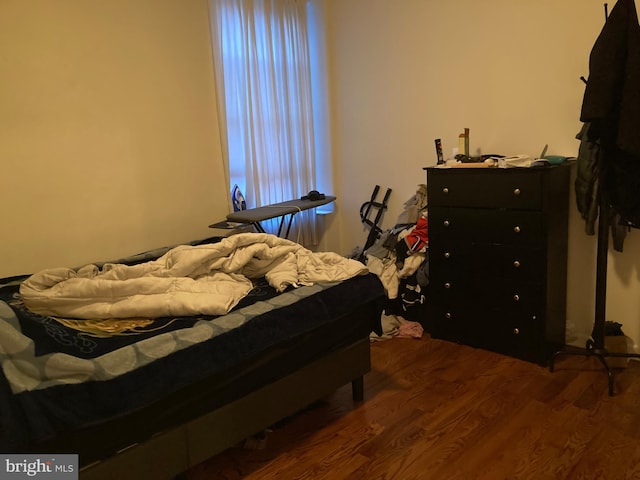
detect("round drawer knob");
top-left (513, 328), bottom-right (520, 335)
top-left (443, 187), bottom-right (449, 194)
top-left (444, 220), bottom-right (451, 227)
top-left (514, 188), bottom-right (521, 196)
top-left (444, 282), bottom-right (451, 289)
top-left (444, 252), bottom-right (451, 259)
top-left (445, 312), bottom-right (452, 319)
top-left (514, 226), bottom-right (521, 233)
top-left (513, 260), bottom-right (521, 268)
top-left (513, 294), bottom-right (520, 301)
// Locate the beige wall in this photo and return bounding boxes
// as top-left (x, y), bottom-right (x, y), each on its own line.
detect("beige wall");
top-left (323, 0), bottom-right (640, 350)
top-left (0, 0), bottom-right (229, 276)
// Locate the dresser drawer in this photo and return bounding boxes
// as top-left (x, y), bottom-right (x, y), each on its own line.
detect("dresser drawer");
top-left (428, 170), bottom-right (543, 209)
top-left (429, 207), bottom-right (545, 245)
top-left (429, 244), bottom-right (545, 281)
top-left (432, 276), bottom-right (544, 310)
top-left (430, 304), bottom-right (544, 360)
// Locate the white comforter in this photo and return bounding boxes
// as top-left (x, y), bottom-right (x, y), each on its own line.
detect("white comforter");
top-left (20, 233), bottom-right (368, 319)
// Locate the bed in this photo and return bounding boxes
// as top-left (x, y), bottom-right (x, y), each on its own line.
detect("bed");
top-left (0, 233), bottom-right (385, 480)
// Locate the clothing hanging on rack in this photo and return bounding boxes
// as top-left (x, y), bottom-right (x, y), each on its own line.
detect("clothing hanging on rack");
top-left (580, 0), bottom-right (640, 237)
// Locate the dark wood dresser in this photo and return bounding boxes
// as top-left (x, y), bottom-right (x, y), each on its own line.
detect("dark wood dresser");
top-left (425, 164), bottom-right (571, 364)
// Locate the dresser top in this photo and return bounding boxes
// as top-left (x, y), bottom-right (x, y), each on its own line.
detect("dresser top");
top-left (424, 162), bottom-right (573, 174)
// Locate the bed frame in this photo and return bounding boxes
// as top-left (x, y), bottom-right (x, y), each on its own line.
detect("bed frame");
top-left (79, 338), bottom-right (370, 480)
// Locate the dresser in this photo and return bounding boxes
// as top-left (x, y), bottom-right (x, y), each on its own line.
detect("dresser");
top-left (425, 164), bottom-right (571, 364)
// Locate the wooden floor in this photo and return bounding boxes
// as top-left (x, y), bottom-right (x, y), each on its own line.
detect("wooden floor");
top-left (186, 335), bottom-right (640, 480)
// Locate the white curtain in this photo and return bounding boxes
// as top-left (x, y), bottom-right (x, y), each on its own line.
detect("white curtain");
top-left (209, 0), bottom-right (321, 245)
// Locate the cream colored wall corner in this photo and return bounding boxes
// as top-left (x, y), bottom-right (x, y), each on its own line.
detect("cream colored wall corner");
top-left (323, 0), bottom-right (640, 351)
top-left (0, 0), bottom-right (229, 276)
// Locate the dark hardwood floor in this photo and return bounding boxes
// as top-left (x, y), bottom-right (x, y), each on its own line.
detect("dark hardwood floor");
top-left (186, 335), bottom-right (640, 479)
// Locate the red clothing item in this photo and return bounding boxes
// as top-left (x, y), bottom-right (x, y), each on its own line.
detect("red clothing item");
top-left (404, 217), bottom-right (428, 254)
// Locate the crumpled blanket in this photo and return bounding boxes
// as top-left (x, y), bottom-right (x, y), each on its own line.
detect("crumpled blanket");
top-left (20, 233), bottom-right (368, 319)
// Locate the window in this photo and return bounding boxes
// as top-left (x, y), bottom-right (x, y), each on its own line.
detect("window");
top-left (210, 0), bottom-right (331, 243)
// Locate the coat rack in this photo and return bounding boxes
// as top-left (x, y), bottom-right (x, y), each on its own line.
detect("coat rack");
top-left (549, 1), bottom-right (640, 396)
top-left (549, 194), bottom-right (640, 395)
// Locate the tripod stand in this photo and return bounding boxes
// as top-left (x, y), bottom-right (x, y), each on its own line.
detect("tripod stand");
top-left (549, 195), bottom-right (640, 396)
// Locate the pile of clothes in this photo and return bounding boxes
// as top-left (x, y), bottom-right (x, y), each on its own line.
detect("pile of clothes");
top-left (365, 185), bottom-right (429, 341)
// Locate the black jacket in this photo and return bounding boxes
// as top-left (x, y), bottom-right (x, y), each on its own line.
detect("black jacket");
top-left (580, 0), bottom-right (640, 229)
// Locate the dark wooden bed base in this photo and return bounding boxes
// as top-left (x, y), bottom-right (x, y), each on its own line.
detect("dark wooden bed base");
top-left (79, 337), bottom-right (370, 480)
